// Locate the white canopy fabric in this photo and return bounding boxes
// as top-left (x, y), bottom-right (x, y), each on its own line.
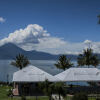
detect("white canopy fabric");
top-left (55, 68), bottom-right (100, 82)
top-left (13, 65), bottom-right (60, 82)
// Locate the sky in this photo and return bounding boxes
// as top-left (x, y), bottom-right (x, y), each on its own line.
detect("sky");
top-left (0, 0), bottom-right (100, 54)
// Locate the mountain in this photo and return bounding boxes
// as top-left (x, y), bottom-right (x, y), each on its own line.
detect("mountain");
top-left (0, 43), bottom-right (78, 60)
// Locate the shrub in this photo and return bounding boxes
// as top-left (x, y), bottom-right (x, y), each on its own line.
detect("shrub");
top-left (72, 92), bottom-right (88, 100)
top-left (7, 89), bottom-right (13, 96)
top-left (96, 98), bottom-right (100, 100)
top-left (21, 96), bottom-right (26, 100)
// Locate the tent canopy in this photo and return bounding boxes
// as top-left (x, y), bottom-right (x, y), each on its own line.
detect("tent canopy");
top-left (13, 65), bottom-right (60, 82)
top-left (55, 68), bottom-right (100, 82)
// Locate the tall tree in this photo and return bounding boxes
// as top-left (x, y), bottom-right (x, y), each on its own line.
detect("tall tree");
top-left (39, 80), bottom-right (66, 100)
top-left (77, 48), bottom-right (99, 67)
top-left (55, 55), bottom-right (73, 70)
top-left (38, 79), bottom-right (55, 100)
top-left (11, 54), bottom-right (30, 69)
top-left (97, 15), bottom-right (100, 24)
top-left (55, 82), bottom-right (66, 100)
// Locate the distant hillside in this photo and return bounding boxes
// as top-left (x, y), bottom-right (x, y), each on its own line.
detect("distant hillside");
top-left (0, 43), bottom-right (78, 60)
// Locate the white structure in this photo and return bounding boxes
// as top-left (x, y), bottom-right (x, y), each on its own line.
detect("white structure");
top-left (13, 65), bottom-right (60, 82)
top-left (55, 68), bottom-right (100, 82)
top-left (12, 65), bottom-right (60, 96)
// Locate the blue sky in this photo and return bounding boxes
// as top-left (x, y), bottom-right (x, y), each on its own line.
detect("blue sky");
top-left (0, 0), bottom-right (100, 54)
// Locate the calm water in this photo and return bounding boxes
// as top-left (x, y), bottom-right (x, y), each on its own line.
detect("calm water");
top-left (0, 60), bottom-right (98, 86)
top-left (0, 60), bottom-right (62, 82)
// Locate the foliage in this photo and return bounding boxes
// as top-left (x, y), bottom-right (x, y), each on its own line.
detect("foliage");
top-left (55, 55), bottom-right (73, 70)
top-left (55, 82), bottom-right (66, 97)
top-left (11, 54), bottom-right (30, 69)
top-left (96, 98), bottom-right (100, 100)
top-left (0, 85), bottom-right (98, 100)
top-left (77, 48), bottom-right (99, 67)
top-left (38, 79), bottom-right (54, 100)
top-left (7, 89), bottom-right (12, 97)
top-left (39, 80), bottom-right (66, 100)
top-left (0, 85), bottom-right (49, 100)
top-left (88, 82), bottom-right (97, 86)
top-left (72, 92), bottom-right (88, 100)
top-left (97, 15), bottom-right (100, 24)
top-left (21, 96), bottom-right (26, 100)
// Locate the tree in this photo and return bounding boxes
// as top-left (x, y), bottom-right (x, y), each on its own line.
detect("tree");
top-left (11, 54), bottom-right (30, 69)
top-left (77, 48), bottom-right (99, 68)
top-left (72, 92), bottom-right (88, 100)
top-left (55, 55), bottom-right (73, 70)
top-left (39, 80), bottom-right (66, 100)
top-left (55, 82), bottom-right (66, 100)
top-left (78, 48), bottom-right (100, 91)
top-left (38, 79), bottom-right (55, 100)
top-left (97, 15), bottom-right (100, 24)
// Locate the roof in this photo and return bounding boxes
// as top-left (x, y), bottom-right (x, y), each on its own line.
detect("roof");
top-left (55, 68), bottom-right (100, 82)
top-left (13, 65), bottom-right (60, 82)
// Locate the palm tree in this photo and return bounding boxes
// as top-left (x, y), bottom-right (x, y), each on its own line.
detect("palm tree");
top-left (97, 15), bottom-right (100, 24)
top-left (78, 48), bottom-right (100, 95)
top-left (38, 79), bottom-right (54, 100)
top-left (48, 83), bottom-right (55, 100)
top-left (55, 82), bottom-right (66, 100)
top-left (77, 48), bottom-right (99, 68)
top-left (39, 80), bottom-right (66, 100)
top-left (11, 54), bottom-right (30, 69)
top-left (55, 55), bottom-right (73, 70)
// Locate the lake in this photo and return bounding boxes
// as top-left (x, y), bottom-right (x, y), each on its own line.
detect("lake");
top-left (0, 60), bottom-right (97, 86)
top-left (0, 60), bottom-right (62, 82)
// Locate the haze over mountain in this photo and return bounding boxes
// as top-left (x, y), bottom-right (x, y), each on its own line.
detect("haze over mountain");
top-left (0, 1), bottom-right (100, 57)
top-left (0, 43), bottom-right (77, 60)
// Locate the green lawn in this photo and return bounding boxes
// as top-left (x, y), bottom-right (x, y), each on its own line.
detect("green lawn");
top-left (64, 96), bottom-right (97, 100)
top-left (0, 85), bottom-right (49, 100)
top-left (3, 97), bottom-right (49, 100)
top-left (0, 85), bottom-right (98, 100)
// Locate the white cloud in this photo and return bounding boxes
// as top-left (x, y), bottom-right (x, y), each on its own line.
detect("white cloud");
top-left (83, 40), bottom-right (100, 54)
top-left (0, 24), bottom-right (100, 54)
top-left (84, 39), bottom-right (92, 49)
top-left (0, 24), bottom-right (50, 45)
top-left (0, 24), bottom-right (69, 54)
top-left (88, 41), bottom-right (100, 54)
top-left (0, 17), bottom-right (5, 23)
top-left (84, 40), bottom-right (92, 44)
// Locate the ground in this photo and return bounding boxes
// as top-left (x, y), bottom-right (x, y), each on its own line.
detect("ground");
top-left (0, 85), bottom-right (98, 100)
top-left (0, 85), bottom-right (48, 100)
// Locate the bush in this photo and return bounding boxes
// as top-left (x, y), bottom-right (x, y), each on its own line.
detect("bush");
top-left (96, 98), bottom-right (100, 100)
top-left (21, 96), bottom-right (26, 100)
top-left (7, 89), bottom-right (13, 96)
top-left (72, 92), bottom-right (88, 100)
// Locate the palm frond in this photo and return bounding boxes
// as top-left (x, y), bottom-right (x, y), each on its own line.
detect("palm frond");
top-left (77, 48), bottom-right (99, 67)
top-left (11, 54), bottom-right (30, 69)
top-left (55, 55), bottom-right (73, 70)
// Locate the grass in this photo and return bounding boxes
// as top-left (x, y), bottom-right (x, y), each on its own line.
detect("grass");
top-left (64, 96), bottom-right (97, 100)
top-left (3, 97), bottom-right (49, 100)
top-left (0, 85), bottom-right (49, 100)
top-left (0, 85), bottom-right (99, 100)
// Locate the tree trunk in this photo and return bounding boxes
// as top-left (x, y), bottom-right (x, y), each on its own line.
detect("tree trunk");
top-left (59, 93), bottom-right (61, 100)
top-left (49, 95), bottom-right (51, 100)
top-left (36, 95), bottom-right (38, 100)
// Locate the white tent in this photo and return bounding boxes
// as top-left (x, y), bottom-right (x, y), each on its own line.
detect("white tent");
top-left (13, 65), bottom-right (60, 82)
top-left (55, 68), bottom-right (100, 82)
